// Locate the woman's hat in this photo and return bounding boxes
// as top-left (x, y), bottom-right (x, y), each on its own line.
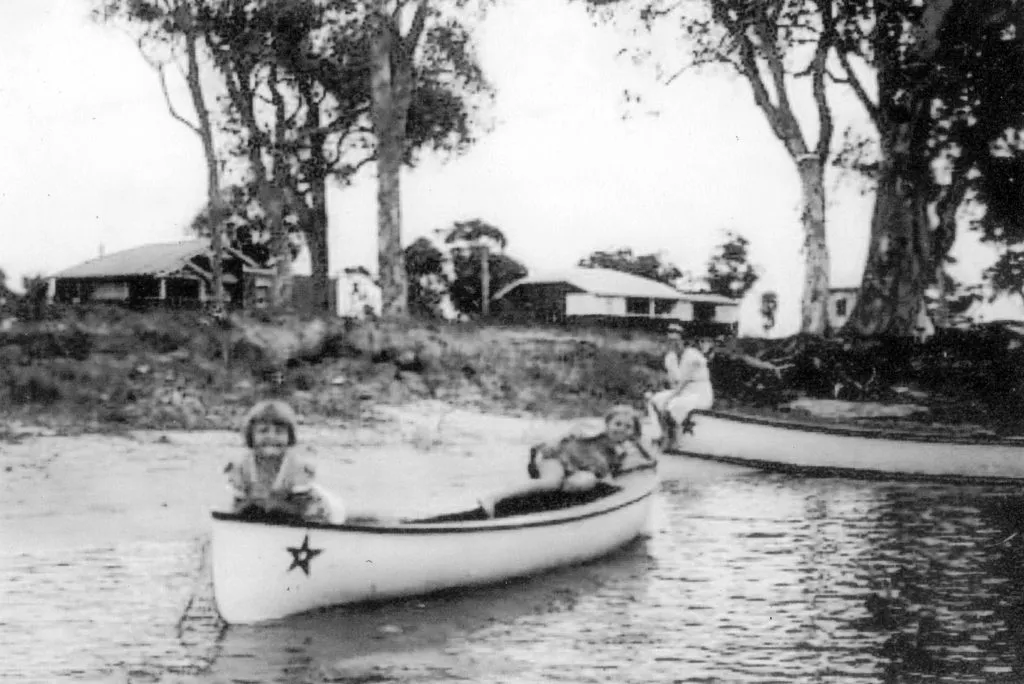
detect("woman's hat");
top-left (667, 323), bottom-right (684, 336)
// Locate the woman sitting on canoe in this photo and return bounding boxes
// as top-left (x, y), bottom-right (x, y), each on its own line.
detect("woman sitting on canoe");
top-left (647, 324), bottom-right (716, 450)
top-left (478, 405), bottom-right (656, 517)
top-left (224, 399), bottom-right (345, 524)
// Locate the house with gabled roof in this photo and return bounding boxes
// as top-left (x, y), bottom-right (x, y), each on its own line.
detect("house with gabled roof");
top-left (492, 267), bottom-right (739, 335)
top-left (48, 240), bottom-right (274, 310)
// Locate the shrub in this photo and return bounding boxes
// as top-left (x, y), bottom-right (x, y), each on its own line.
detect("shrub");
top-left (3, 367), bottom-right (63, 405)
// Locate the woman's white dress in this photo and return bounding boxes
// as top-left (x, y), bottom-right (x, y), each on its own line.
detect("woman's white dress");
top-left (648, 347), bottom-right (714, 436)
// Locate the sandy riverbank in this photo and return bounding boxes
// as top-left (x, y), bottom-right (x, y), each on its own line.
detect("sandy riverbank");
top-left (0, 402), bottom-right (624, 555)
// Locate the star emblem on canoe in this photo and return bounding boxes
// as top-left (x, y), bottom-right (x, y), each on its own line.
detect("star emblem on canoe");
top-left (680, 415), bottom-right (696, 436)
top-left (286, 534), bottom-right (323, 576)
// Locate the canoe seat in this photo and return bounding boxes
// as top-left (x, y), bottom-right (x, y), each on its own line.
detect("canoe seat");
top-left (494, 482), bottom-right (621, 518)
top-left (231, 506), bottom-right (309, 524)
top-left (409, 482), bottom-right (622, 524)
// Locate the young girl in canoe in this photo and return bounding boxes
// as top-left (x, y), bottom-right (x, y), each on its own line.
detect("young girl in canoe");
top-left (479, 405), bottom-right (655, 517)
top-left (225, 399), bottom-right (345, 524)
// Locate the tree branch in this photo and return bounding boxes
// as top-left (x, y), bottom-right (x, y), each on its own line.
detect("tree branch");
top-left (155, 61), bottom-right (202, 135)
top-left (836, 49), bottom-right (879, 125)
top-left (138, 36), bottom-right (201, 136)
top-left (402, 0), bottom-right (429, 58)
top-left (811, 0), bottom-right (834, 160)
top-left (712, 3), bottom-right (802, 155)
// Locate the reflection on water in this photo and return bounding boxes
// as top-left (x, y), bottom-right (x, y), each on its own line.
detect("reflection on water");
top-left (4, 457), bottom-right (1024, 683)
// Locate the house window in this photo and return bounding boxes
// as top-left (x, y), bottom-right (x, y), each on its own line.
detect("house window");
top-left (626, 297), bottom-right (649, 315)
top-left (654, 299), bottom-right (675, 315)
top-left (693, 302), bottom-right (715, 322)
top-left (835, 298), bottom-right (848, 317)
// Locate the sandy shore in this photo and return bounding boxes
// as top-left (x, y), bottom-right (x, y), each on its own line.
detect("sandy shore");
top-left (0, 401), bottom-right (604, 555)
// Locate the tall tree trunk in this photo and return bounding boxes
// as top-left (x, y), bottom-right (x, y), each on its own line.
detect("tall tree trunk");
top-left (303, 83), bottom-right (331, 314)
top-left (844, 1), bottom-right (965, 337)
top-left (708, 1), bottom-right (834, 335)
top-left (268, 64), bottom-right (293, 308)
top-left (798, 156), bottom-right (829, 334)
top-left (307, 177), bottom-right (331, 313)
top-left (263, 183), bottom-right (292, 307)
top-left (370, 1), bottom-right (428, 317)
top-left (371, 8), bottom-right (406, 317)
top-left (845, 120), bottom-right (933, 336)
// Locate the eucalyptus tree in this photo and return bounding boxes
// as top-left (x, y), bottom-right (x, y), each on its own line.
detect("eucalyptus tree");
top-left (365, 0), bottom-right (488, 316)
top-left (833, 0), bottom-right (1024, 335)
top-left (95, 0), bottom-right (229, 310)
top-left (98, 0), bottom-right (490, 314)
top-left (591, 0), bottom-right (1024, 337)
top-left (589, 0), bottom-right (837, 333)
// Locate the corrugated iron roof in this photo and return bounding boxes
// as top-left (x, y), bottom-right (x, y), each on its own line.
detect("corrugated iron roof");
top-left (52, 240), bottom-right (257, 279)
top-left (494, 267), bottom-right (737, 305)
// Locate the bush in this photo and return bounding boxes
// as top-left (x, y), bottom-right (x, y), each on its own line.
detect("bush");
top-left (3, 367), bottom-right (63, 405)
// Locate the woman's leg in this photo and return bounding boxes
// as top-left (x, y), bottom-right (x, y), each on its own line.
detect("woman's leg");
top-left (647, 390), bottom-right (674, 447)
top-left (663, 386), bottom-right (713, 449)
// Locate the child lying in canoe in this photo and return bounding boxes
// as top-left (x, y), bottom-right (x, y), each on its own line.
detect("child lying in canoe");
top-left (478, 405), bottom-right (656, 517)
top-left (224, 400), bottom-right (345, 524)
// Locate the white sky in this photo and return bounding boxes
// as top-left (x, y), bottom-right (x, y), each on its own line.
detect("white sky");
top-left (0, 0), bottom-right (1013, 334)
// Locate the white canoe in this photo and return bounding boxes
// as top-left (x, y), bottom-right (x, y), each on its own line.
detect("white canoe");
top-left (667, 410), bottom-right (1024, 483)
top-left (211, 467), bottom-right (658, 624)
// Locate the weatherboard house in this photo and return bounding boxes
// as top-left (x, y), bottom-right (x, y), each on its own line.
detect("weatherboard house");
top-left (48, 240), bottom-right (274, 310)
top-left (492, 267), bottom-right (739, 335)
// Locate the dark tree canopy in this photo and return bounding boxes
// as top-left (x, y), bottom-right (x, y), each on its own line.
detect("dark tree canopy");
top-left (448, 251), bottom-right (527, 317)
top-left (188, 184), bottom-right (303, 266)
top-left (577, 248), bottom-right (685, 285)
top-left (96, 0), bottom-right (492, 314)
top-left (404, 220), bottom-right (526, 318)
top-left (444, 219), bottom-right (508, 251)
top-left (705, 231), bottom-right (759, 299)
top-left (405, 237), bottom-right (447, 318)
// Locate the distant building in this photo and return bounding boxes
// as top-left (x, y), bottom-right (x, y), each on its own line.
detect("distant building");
top-left (492, 267), bottom-right (739, 335)
top-left (290, 275), bottom-right (338, 314)
top-left (48, 240), bottom-right (273, 310)
top-left (828, 286), bottom-right (860, 331)
top-left (335, 268), bottom-right (382, 319)
top-left (828, 285), bottom-right (935, 339)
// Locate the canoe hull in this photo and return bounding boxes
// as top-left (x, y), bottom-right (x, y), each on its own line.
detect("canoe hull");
top-left (668, 410), bottom-right (1024, 483)
top-left (211, 470), bottom-right (657, 624)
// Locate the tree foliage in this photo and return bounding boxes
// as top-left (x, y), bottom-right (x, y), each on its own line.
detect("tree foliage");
top-left (577, 247), bottom-right (685, 285)
top-left (404, 236), bottom-right (447, 318)
top-left (588, 0), bottom-right (835, 333)
top-left (705, 231), bottom-right (759, 299)
top-left (831, 0), bottom-right (1024, 333)
top-left (96, 0), bottom-right (492, 313)
top-left (188, 183), bottom-right (304, 266)
top-left (448, 250), bottom-right (526, 317)
top-left (405, 219), bottom-right (526, 318)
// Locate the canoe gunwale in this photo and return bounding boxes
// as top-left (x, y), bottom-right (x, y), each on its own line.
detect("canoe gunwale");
top-left (698, 409), bottom-right (1022, 446)
top-left (210, 471), bottom-right (658, 535)
top-left (669, 447), bottom-right (1024, 485)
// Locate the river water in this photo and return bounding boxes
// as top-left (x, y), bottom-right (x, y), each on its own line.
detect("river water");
top-left (3, 406), bottom-right (1024, 683)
